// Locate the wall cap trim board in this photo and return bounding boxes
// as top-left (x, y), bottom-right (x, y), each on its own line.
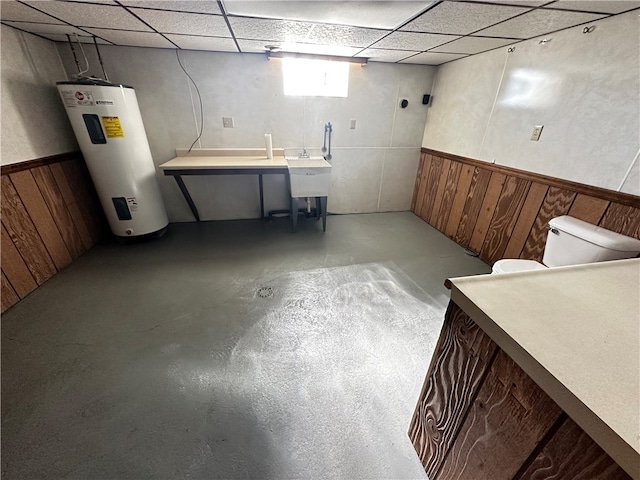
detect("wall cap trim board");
top-left (1, 152), bottom-right (84, 176)
top-left (421, 148), bottom-right (640, 208)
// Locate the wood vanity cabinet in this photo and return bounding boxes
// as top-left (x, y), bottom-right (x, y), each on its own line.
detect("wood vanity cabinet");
top-left (409, 301), bottom-right (631, 480)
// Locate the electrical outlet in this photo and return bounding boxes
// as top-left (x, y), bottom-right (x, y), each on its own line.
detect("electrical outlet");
top-left (350, 118), bottom-right (356, 130)
top-left (530, 125), bottom-right (543, 141)
top-left (222, 117), bottom-right (234, 128)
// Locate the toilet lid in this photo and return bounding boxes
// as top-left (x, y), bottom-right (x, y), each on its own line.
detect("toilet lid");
top-left (493, 259), bottom-right (547, 274)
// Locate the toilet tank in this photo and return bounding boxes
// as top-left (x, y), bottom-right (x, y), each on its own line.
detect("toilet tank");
top-left (543, 215), bottom-right (640, 267)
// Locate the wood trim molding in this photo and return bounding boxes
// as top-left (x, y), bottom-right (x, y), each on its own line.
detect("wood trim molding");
top-left (1, 151), bottom-right (83, 176)
top-left (421, 148), bottom-right (640, 208)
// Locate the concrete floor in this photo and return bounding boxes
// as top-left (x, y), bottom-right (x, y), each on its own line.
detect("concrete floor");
top-left (1, 212), bottom-right (490, 479)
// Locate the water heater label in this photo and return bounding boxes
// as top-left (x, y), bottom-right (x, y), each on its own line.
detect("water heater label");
top-left (101, 116), bottom-right (124, 138)
top-left (60, 89), bottom-right (95, 107)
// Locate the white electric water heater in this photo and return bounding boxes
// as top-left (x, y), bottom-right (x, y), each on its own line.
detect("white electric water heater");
top-left (57, 80), bottom-right (168, 239)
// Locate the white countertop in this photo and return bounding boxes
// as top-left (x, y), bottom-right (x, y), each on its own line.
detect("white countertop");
top-left (159, 147), bottom-right (288, 170)
top-left (450, 259), bottom-right (640, 479)
top-left (159, 155), bottom-right (288, 170)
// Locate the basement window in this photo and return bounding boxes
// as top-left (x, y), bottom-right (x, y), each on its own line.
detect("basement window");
top-left (282, 58), bottom-right (349, 97)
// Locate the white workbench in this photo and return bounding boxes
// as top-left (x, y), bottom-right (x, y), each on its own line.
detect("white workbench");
top-left (159, 148), bottom-right (288, 221)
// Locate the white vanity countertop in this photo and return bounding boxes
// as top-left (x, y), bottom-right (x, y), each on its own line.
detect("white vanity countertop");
top-left (449, 259), bottom-right (640, 479)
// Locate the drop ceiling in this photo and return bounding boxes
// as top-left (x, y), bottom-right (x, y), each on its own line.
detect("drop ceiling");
top-left (1, 0), bottom-right (638, 65)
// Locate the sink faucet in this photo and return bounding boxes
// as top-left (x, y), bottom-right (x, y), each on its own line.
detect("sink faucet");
top-left (298, 148), bottom-right (310, 158)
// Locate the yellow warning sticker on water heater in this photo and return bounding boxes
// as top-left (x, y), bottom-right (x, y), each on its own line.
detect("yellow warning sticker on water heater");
top-left (101, 116), bottom-right (124, 138)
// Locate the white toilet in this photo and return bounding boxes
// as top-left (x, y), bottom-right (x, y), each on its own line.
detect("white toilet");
top-left (492, 215), bottom-right (640, 274)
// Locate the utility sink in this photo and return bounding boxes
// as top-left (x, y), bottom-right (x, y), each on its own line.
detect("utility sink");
top-left (286, 156), bottom-right (332, 198)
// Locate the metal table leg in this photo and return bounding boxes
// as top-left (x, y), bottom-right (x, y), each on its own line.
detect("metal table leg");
top-left (320, 196), bottom-right (327, 232)
top-left (258, 173), bottom-right (264, 219)
top-left (173, 175), bottom-right (200, 221)
top-left (291, 197), bottom-right (299, 233)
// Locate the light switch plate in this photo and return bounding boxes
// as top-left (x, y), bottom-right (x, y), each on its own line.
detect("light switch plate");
top-left (223, 117), bottom-right (234, 128)
top-left (350, 118), bottom-right (356, 129)
top-left (530, 125), bottom-right (543, 141)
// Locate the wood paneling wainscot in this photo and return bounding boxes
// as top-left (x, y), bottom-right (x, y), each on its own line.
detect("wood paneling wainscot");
top-left (410, 302), bottom-right (632, 480)
top-left (1, 152), bottom-right (107, 313)
top-left (413, 149), bottom-right (640, 265)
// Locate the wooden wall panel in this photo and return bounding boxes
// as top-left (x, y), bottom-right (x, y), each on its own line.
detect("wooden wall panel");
top-left (521, 187), bottom-right (576, 261)
top-left (429, 158), bottom-right (452, 226)
top-left (2, 272), bottom-right (20, 312)
top-left (409, 303), bottom-right (497, 479)
top-left (411, 154), bottom-right (427, 212)
top-left (1, 224), bottom-right (37, 298)
top-left (454, 168), bottom-right (491, 247)
top-left (444, 165), bottom-right (474, 239)
top-left (419, 156), bottom-right (444, 223)
top-left (59, 159), bottom-right (105, 244)
top-left (413, 153), bottom-right (433, 216)
top-left (468, 172), bottom-right (506, 254)
top-left (412, 149), bottom-right (640, 266)
top-left (32, 165), bottom-right (85, 260)
top-left (1, 175), bottom-right (57, 285)
top-left (502, 183), bottom-right (549, 260)
top-left (517, 417), bottom-right (631, 480)
top-left (49, 162), bottom-right (94, 250)
top-left (1, 152), bottom-right (106, 313)
top-left (435, 162), bottom-right (462, 233)
top-left (568, 194), bottom-right (609, 224)
top-left (436, 349), bottom-right (563, 480)
top-left (9, 170), bottom-right (73, 270)
top-left (480, 177), bottom-right (530, 265)
top-left (599, 203), bottom-right (640, 238)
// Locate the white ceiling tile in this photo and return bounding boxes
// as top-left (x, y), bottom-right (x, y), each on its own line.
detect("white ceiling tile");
top-left (431, 35), bottom-right (517, 54)
top-left (229, 17), bottom-right (313, 42)
top-left (548, 1), bottom-right (640, 13)
top-left (58, 0), bottom-right (117, 4)
top-left (3, 21), bottom-right (90, 36)
top-left (306, 24), bottom-right (389, 48)
top-left (223, 1), bottom-right (435, 29)
top-left (235, 39), bottom-right (277, 53)
top-left (356, 48), bottom-right (420, 62)
top-left (237, 39), bottom-right (361, 57)
top-left (121, 1), bottom-right (221, 14)
top-left (399, 51), bottom-right (468, 64)
top-left (38, 32), bottom-right (111, 43)
top-left (0, 1), bottom-right (63, 23)
top-left (131, 9), bottom-right (229, 36)
top-left (371, 31), bottom-right (460, 51)
top-left (475, 8), bottom-right (606, 38)
top-left (453, 0), bottom-right (548, 5)
top-left (83, 28), bottom-right (174, 47)
top-left (166, 34), bottom-right (237, 51)
top-left (22, 1), bottom-right (152, 30)
top-left (401, 2), bottom-right (529, 35)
